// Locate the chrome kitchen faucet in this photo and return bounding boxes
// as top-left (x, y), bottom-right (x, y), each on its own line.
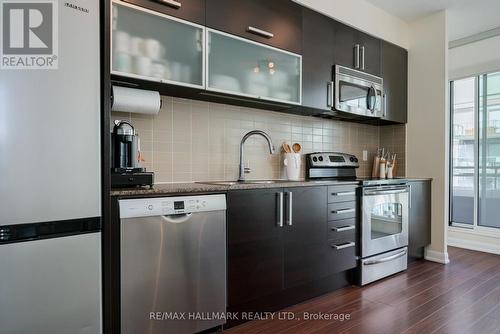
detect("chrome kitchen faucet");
top-left (238, 130), bottom-right (275, 181)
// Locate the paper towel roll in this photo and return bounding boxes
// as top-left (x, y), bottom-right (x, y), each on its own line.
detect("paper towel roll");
top-left (112, 86), bottom-right (161, 115)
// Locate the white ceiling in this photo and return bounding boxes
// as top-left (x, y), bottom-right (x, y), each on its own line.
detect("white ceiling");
top-left (365, 0), bottom-right (500, 41)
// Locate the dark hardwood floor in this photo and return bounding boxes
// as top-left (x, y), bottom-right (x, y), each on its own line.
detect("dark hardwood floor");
top-left (225, 247), bottom-right (500, 334)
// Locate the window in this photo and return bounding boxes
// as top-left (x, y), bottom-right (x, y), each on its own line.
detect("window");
top-left (450, 71), bottom-right (500, 229)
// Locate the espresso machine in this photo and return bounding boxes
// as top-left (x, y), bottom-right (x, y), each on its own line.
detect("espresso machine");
top-left (111, 120), bottom-right (154, 187)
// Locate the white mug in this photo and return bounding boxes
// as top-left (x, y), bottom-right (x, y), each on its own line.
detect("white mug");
top-left (113, 31), bottom-right (130, 53)
top-left (129, 37), bottom-right (144, 56)
top-left (144, 38), bottom-right (163, 60)
top-left (284, 153), bottom-right (301, 181)
top-left (170, 62), bottom-right (182, 81)
top-left (133, 56), bottom-right (152, 76)
top-left (151, 62), bottom-right (167, 79)
top-left (113, 52), bottom-right (132, 72)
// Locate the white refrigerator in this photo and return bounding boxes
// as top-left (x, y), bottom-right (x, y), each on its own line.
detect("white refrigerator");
top-left (0, 1), bottom-right (102, 333)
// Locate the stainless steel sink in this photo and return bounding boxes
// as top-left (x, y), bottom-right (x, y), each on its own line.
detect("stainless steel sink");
top-left (197, 180), bottom-right (289, 186)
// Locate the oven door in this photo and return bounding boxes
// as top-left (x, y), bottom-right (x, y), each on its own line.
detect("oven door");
top-left (361, 185), bottom-right (409, 258)
top-left (335, 73), bottom-right (383, 118)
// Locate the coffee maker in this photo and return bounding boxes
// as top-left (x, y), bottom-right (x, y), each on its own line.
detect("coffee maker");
top-left (111, 120), bottom-right (154, 187)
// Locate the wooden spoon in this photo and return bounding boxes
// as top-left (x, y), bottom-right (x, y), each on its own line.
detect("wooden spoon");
top-left (282, 142), bottom-right (292, 153)
top-left (292, 143), bottom-right (301, 153)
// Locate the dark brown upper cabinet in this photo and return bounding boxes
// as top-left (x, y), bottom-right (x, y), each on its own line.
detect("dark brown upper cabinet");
top-left (300, 8), bottom-right (335, 113)
top-left (121, 0), bottom-right (206, 24)
top-left (205, 0), bottom-right (302, 54)
top-left (333, 22), bottom-right (381, 76)
top-left (380, 40), bottom-right (408, 124)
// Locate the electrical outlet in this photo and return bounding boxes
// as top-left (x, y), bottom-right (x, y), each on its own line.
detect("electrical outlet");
top-left (362, 150), bottom-right (368, 161)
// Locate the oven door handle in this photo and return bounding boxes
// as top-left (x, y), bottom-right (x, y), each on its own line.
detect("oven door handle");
top-left (363, 248), bottom-right (407, 265)
top-left (364, 187), bottom-right (409, 196)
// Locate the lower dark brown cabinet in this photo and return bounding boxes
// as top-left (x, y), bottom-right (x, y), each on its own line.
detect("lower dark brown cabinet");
top-left (283, 187), bottom-right (328, 289)
top-left (408, 180), bottom-right (432, 259)
top-left (227, 186), bottom-right (356, 326)
top-left (227, 188), bottom-right (284, 307)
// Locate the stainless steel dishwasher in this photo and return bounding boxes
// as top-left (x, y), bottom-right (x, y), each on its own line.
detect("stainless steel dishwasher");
top-left (119, 194), bottom-right (227, 334)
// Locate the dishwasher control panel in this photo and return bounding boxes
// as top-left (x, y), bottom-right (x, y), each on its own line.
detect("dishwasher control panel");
top-left (119, 194), bottom-right (227, 218)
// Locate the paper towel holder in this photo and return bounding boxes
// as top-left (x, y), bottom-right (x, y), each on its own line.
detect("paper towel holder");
top-left (111, 85), bottom-right (162, 114)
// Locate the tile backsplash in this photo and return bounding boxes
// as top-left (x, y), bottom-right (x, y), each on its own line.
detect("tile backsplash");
top-left (379, 124), bottom-right (406, 178)
top-left (111, 96), bottom-right (405, 183)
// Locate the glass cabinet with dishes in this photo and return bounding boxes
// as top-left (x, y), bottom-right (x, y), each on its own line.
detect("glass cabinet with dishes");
top-left (111, 1), bottom-right (204, 88)
top-left (206, 29), bottom-right (302, 105)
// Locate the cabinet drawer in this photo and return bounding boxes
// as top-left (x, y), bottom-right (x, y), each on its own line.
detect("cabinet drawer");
top-left (329, 241), bottom-right (357, 274)
top-left (122, 0), bottom-right (206, 24)
top-left (328, 202), bottom-right (356, 221)
top-left (206, 0), bottom-right (302, 53)
top-left (328, 219), bottom-right (356, 242)
top-left (328, 185), bottom-right (357, 203)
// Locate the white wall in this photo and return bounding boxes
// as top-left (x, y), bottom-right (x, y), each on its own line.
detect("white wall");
top-left (407, 10), bottom-right (449, 263)
top-left (294, 0), bottom-right (409, 48)
top-left (449, 35), bottom-right (500, 79)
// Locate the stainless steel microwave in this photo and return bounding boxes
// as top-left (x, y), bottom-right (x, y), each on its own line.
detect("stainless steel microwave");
top-left (325, 65), bottom-right (384, 119)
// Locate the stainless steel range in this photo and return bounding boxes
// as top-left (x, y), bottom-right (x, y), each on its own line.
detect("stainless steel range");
top-left (359, 182), bottom-right (409, 285)
top-left (306, 152), bottom-right (409, 285)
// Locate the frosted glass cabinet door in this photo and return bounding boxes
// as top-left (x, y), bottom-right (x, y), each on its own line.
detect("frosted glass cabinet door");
top-left (112, 1), bottom-right (204, 88)
top-left (207, 30), bottom-right (302, 105)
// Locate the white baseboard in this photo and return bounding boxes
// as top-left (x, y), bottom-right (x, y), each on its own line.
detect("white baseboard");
top-left (425, 248), bottom-right (450, 264)
top-left (448, 236), bottom-right (500, 255)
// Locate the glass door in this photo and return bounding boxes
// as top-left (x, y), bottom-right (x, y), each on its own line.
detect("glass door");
top-left (111, 1), bottom-right (204, 88)
top-left (450, 77), bottom-right (477, 226)
top-left (450, 71), bottom-right (500, 230)
top-left (206, 29), bottom-right (302, 105)
top-left (479, 72), bottom-right (500, 228)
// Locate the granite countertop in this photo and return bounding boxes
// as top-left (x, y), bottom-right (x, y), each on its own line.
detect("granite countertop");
top-left (110, 179), bottom-right (361, 197)
top-left (110, 178), bottom-right (432, 197)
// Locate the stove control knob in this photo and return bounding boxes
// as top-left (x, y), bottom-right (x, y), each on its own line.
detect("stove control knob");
top-left (318, 156), bottom-right (323, 162)
top-left (349, 157), bottom-right (355, 162)
top-left (354, 157), bottom-right (359, 163)
top-left (312, 157), bottom-right (318, 162)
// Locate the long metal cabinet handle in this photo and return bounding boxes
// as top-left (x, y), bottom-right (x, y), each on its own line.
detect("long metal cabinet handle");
top-left (156, 0), bottom-right (182, 9)
top-left (361, 46), bottom-right (365, 70)
top-left (327, 81), bottom-right (334, 107)
top-left (286, 192), bottom-right (293, 226)
top-left (331, 208), bottom-right (355, 214)
top-left (409, 184), bottom-right (412, 209)
top-left (354, 44), bottom-right (360, 69)
top-left (277, 192), bottom-right (284, 227)
top-left (247, 26), bottom-right (274, 39)
top-left (331, 241), bottom-right (355, 250)
top-left (363, 249), bottom-right (407, 265)
top-left (383, 94), bottom-right (387, 117)
top-left (331, 191), bottom-right (355, 196)
top-left (332, 225), bottom-right (355, 232)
